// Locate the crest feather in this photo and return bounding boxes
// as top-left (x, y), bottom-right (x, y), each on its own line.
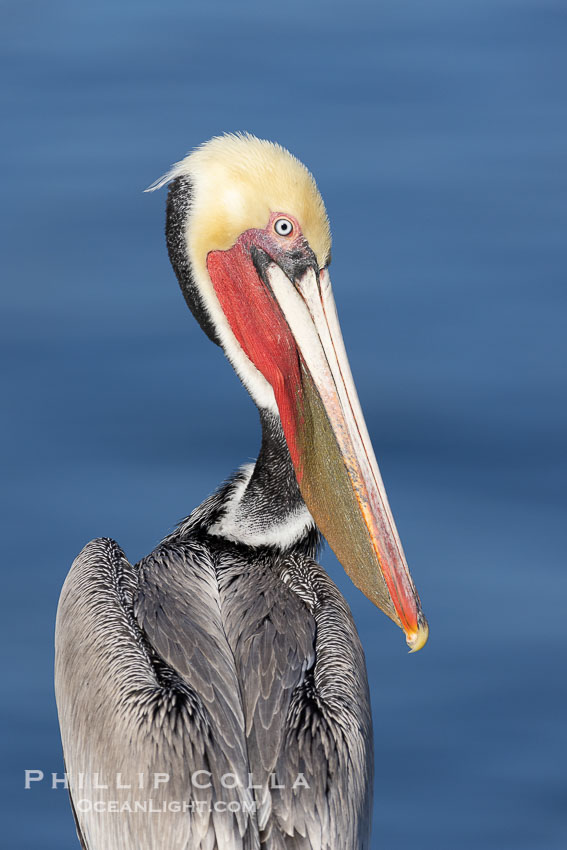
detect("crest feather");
top-left (147, 133), bottom-right (332, 277)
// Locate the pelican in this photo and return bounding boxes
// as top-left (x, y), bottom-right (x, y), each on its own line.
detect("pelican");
top-left (55, 133), bottom-right (428, 850)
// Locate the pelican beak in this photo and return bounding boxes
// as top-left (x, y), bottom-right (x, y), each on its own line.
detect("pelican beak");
top-left (207, 236), bottom-right (428, 650)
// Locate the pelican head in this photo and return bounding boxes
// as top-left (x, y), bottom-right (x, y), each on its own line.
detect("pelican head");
top-left (149, 133), bottom-right (428, 651)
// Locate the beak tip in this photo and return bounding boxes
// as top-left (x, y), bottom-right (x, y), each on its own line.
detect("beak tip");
top-left (406, 617), bottom-right (429, 653)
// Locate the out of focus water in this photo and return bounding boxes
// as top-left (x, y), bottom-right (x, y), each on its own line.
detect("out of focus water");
top-left (1, 1), bottom-right (566, 847)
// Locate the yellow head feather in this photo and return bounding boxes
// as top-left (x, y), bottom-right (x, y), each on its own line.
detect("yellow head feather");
top-left (159, 133), bottom-right (332, 281)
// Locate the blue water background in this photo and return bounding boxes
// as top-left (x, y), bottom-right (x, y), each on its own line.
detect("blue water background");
top-left (1, 1), bottom-right (566, 847)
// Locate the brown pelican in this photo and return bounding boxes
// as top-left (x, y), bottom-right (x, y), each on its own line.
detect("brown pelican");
top-left (55, 133), bottom-right (428, 850)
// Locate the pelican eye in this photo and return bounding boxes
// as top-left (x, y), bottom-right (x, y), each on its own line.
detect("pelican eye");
top-left (274, 218), bottom-right (294, 237)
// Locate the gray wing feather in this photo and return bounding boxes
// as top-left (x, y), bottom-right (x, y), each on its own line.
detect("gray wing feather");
top-left (217, 553), bottom-right (373, 849)
top-left (273, 558), bottom-right (374, 850)
top-left (218, 557), bottom-right (316, 832)
top-left (55, 538), bottom-right (259, 850)
top-left (134, 544), bottom-right (255, 811)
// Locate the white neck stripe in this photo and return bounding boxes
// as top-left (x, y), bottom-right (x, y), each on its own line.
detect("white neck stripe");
top-left (208, 464), bottom-right (314, 549)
